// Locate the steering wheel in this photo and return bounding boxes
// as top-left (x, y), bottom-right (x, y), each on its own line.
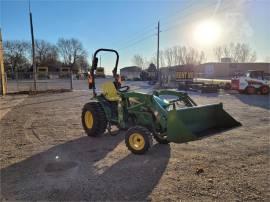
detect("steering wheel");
top-left (118, 85), bottom-right (130, 92)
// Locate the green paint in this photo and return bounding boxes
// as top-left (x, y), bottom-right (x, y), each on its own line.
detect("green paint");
top-left (167, 103), bottom-right (241, 143)
top-left (92, 88), bottom-right (241, 143)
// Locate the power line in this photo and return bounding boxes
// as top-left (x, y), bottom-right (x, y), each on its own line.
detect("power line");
top-left (160, 0), bottom-right (196, 25)
top-left (161, 2), bottom-right (235, 33)
top-left (110, 25), bottom-right (156, 48)
top-left (116, 2), bottom-right (229, 57)
top-left (162, 2), bottom-right (218, 33)
top-left (112, 2), bottom-right (221, 57)
top-left (163, 0), bottom-right (235, 27)
top-left (119, 33), bottom-right (155, 51)
top-left (114, 2), bottom-right (197, 51)
top-left (99, 1), bottom-right (243, 64)
top-left (107, 29), bottom-right (155, 51)
top-left (110, 1), bottom-right (197, 50)
top-left (102, 1), bottom-right (204, 57)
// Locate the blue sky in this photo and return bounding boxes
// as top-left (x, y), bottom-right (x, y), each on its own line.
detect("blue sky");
top-left (1, 0), bottom-right (270, 73)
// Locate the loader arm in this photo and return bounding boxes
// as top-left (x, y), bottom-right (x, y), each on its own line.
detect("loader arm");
top-left (122, 91), bottom-right (168, 132)
top-left (154, 90), bottom-right (197, 107)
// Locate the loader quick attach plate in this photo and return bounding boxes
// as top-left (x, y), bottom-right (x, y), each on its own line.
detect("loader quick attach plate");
top-left (167, 103), bottom-right (241, 143)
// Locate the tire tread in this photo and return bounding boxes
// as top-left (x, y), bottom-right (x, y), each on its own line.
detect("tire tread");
top-left (82, 102), bottom-right (107, 136)
top-left (125, 126), bottom-right (152, 154)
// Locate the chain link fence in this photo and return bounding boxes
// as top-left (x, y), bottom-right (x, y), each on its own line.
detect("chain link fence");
top-left (3, 71), bottom-right (78, 93)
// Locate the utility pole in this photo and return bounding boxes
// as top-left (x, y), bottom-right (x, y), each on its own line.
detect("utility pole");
top-left (29, 0), bottom-right (37, 91)
top-left (157, 21), bottom-right (161, 86)
top-left (0, 28), bottom-right (7, 96)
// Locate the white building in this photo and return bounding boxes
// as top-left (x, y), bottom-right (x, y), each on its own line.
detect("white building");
top-left (120, 66), bottom-right (142, 80)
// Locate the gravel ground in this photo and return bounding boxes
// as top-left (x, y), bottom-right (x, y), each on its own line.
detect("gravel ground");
top-left (0, 82), bottom-right (269, 201)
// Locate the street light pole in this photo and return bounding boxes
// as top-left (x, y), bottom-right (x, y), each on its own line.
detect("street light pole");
top-left (0, 29), bottom-right (7, 95)
top-left (157, 21), bottom-right (161, 86)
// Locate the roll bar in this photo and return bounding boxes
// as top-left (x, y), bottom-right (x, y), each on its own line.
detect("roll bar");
top-left (90, 48), bottom-right (119, 96)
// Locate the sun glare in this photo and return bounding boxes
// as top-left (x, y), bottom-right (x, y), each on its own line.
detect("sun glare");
top-left (193, 19), bottom-right (221, 46)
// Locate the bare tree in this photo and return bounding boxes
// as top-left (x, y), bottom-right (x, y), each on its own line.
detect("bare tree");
top-left (164, 48), bottom-right (174, 66)
top-left (199, 51), bottom-right (206, 64)
top-left (57, 38), bottom-right (87, 69)
top-left (163, 46), bottom-right (206, 66)
top-left (179, 47), bottom-right (187, 65)
top-left (75, 55), bottom-right (90, 72)
top-left (149, 54), bottom-right (156, 66)
top-left (132, 54), bottom-right (145, 68)
top-left (35, 40), bottom-right (58, 66)
top-left (214, 46), bottom-right (223, 62)
top-left (133, 46), bottom-right (205, 69)
top-left (214, 42), bottom-right (256, 62)
top-left (149, 51), bottom-right (166, 67)
top-left (3, 40), bottom-right (30, 73)
top-left (46, 45), bottom-right (59, 64)
top-left (184, 47), bottom-right (197, 65)
top-left (235, 43), bottom-right (256, 62)
top-left (159, 50), bottom-right (165, 67)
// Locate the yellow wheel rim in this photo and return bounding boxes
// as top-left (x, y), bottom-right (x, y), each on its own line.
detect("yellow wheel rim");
top-left (129, 133), bottom-right (145, 151)
top-left (84, 111), bottom-right (93, 129)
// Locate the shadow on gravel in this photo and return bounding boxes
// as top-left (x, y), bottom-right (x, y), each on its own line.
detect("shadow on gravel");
top-left (233, 94), bottom-right (270, 110)
top-left (1, 134), bottom-right (170, 201)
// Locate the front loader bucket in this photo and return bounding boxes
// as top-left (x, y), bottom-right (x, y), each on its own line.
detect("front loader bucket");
top-left (167, 103), bottom-right (241, 143)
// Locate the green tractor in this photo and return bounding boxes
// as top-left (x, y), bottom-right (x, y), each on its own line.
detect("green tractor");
top-left (82, 49), bottom-right (241, 154)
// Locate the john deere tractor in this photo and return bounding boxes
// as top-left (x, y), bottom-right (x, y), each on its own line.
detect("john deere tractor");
top-left (82, 49), bottom-right (241, 154)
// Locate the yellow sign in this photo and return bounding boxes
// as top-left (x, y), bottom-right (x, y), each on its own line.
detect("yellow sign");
top-left (176, 71), bottom-right (194, 80)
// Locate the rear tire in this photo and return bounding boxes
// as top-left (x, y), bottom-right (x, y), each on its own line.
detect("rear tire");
top-left (82, 102), bottom-right (107, 137)
top-left (125, 126), bottom-right (152, 154)
top-left (260, 85), bottom-right (269, 95)
top-left (246, 86), bottom-right (256, 95)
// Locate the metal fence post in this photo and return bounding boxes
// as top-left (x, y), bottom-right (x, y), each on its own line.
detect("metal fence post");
top-left (70, 72), bottom-right (73, 90)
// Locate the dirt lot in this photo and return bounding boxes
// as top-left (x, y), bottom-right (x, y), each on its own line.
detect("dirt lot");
top-left (0, 85), bottom-right (269, 201)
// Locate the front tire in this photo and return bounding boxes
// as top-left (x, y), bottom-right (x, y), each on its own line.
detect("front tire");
top-left (82, 102), bottom-right (107, 137)
top-left (125, 126), bottom-right (152, 154)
